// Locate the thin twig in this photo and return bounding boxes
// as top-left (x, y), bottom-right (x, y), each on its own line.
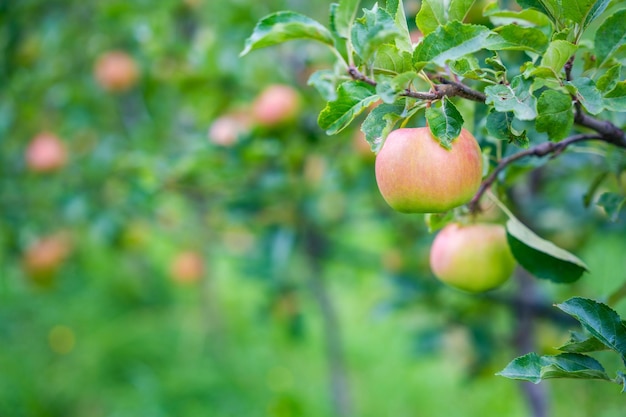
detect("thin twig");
top-left (468, 133), bottom-right (604, 212)
top-left (347, 66), bottom-right (485, 102)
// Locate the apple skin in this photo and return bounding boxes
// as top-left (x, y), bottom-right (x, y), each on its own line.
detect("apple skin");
top-left (251, 84), bottom-right (301, 127)
top-left (375, 127), bottom-right (482, 213)
top-left (25, 132), bottom-right (68, 173)
top-left (94, 51), bottom-right (139, 92)
top-left (430, 223), bottom-right (516, 293)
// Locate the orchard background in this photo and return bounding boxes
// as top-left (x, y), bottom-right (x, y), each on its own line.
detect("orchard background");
top-left (1, 0), bottom-right (626, 416)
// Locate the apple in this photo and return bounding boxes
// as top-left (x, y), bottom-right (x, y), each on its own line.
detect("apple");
top-left (410, 29), bottom-right (423, 45)
top-left (170, 251), bottom-right (204, 284)
top-left (94, 51), bottom-right (139, 92)
top-left (208, 111), bottom-right (251, 146)
top-left (251, 84), bottom-right (301, 127)
top-left (429, 223), bottom-right (516, 292)
top-left (375, 127), bottom-right (483, 213)
top-left (23, 232), bottom-right (73, 285)
top-left (25, 132), bottom-right (68, 173)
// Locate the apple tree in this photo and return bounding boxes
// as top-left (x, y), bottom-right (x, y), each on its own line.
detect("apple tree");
top-left (240, 0), bottom-right (626, 392)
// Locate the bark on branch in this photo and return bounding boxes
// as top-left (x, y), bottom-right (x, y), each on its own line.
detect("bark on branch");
top-left (468, 133), bottom-right (604, 212)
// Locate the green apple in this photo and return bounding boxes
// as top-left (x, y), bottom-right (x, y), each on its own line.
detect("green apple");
top-left (375, 127), bottom-right (483, 213)
top-left (430, 223), bottom-right (516, 292)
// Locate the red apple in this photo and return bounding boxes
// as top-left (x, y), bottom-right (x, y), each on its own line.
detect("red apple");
top-left (430, 223), bottom-right (515, 292)
top-left (251, 84), bottom-right (301, 127)
top-left (25, 132), bottom-right (68, 173)
top-left (375, 127), bottom-right (483, 213)
top-left (94, 51), bottom-right (139, 92)
top-left (208, 112), bottom-right (251, 146)
top-left (170, 251), bottom-right (204, 284)
top-left (23, 232), bottom-right (73, 285)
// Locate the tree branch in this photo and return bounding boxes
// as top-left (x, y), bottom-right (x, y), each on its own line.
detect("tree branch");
top-left (347, 66), bottom-right (626, 207)
top-left (468, 133), bottom-right (604, 212)
top-left (347, 66), bottom-right (485, 102)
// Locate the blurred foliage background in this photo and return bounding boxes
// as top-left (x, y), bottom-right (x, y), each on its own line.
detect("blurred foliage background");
top-left (1, 0), bottom-right (625, 416)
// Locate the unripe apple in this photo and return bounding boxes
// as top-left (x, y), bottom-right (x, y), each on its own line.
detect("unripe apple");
top-left (375, 127), bottom-right (482, 213)
top-left (94, 51), bottom-right (139, 92)
top-left (430, 223), bottom-right (515, 292)
top-left (170, 251), bottom-right (204, 284)
top-left (25, 132), bottom-right (68, 173)
top-left (251, 84), bottom-right (301, 127)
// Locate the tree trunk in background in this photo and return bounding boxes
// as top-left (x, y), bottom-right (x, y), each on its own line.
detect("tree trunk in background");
top-left (304, 226), bottom-right (353, 417)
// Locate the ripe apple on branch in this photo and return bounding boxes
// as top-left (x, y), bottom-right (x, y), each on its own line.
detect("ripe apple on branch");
top-left (240, 0), bottom-right (626, 390)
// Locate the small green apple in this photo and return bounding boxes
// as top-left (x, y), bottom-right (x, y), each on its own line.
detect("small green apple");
top-left (430, 223), bottom-right (516, 292)
top-left (375, 127), bottom-right (483, 213)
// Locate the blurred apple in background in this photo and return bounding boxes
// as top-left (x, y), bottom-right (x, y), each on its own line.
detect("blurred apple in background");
top-left (23, 232), bottom-right (73, 286)
top-left (94, 50), bottom-right (139, 92)
top-left (25, 132), bottom-right (68, 173)
top-left (208, 111), bottom-right (251, 146)
top-left (170, 251), bottom-right (204, 284)
top-left (251, 84), bottom-right (301, 127)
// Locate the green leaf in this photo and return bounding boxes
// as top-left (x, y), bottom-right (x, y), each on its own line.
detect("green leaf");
top-left (384, 0), bottom-right (412, 52)
top-left (415, 0), bottom-right (446, 36)
top-left (425, 98), bottom-right (464, 149)
top-left (486, 110), bottom-right (528, 148)
top-left (373, 44), bottom-right (414, 74)
top-left (351, 4), bottom-right (402, 62)
top-left (563, 0), bottom-right (610, 31)
top-left (597, 192), bottom-right (626, 222)
top-left (557, 331), bottom-right (610, 353)
top-left (484, 3), bottom-right (552, 27)
top-left (413, 21), bottom-right (501, 69)
top-left (567, 77), bottom-right (604, 115)
top-left (449, 55), bottom-right (483, 79)
top-left (331, 0), bottom-right (360, 39)
top-left (596, 64), bottom-right (621, 92)
top-left (240, 11), bottom-right (334, 57)
top-left (581, 0), bottom-right (611, 30)
top-left (604, 81), bottom-right (626, 112)
top-left (497, 352), bottom-right (610, 383)
top-left (318, 81), bottom-right (378, 135)
top-left (449, 0), bottom-right (477, 22)
top-left (556, 297), bottom-right (626, 361)
top-left (360, 102), bottom-right (406, 153)
top-left (425, 211), bottom-right (455, 233)
top-left (308, 69), bottom-right (339, 101)
top-left (375, 71), bottom-right (422, 104)
top-left (536, 90), bottom-right (574, 141)
top-left (515, 0), bottom-right (552, 20)
top-left (490, 25), bottom-right (549, 53)
top-left (485, 76), bottom-right (537, 120)
top-left (541, 40), bottom-right (578, 75)
top-left (594, 9), bottom-right (626, 66)
top-left (505, 217), bottom-right (588, 283)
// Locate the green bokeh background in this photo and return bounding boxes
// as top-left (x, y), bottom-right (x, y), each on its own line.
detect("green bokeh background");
top-left (1, 1), bottom-right (625, 416)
